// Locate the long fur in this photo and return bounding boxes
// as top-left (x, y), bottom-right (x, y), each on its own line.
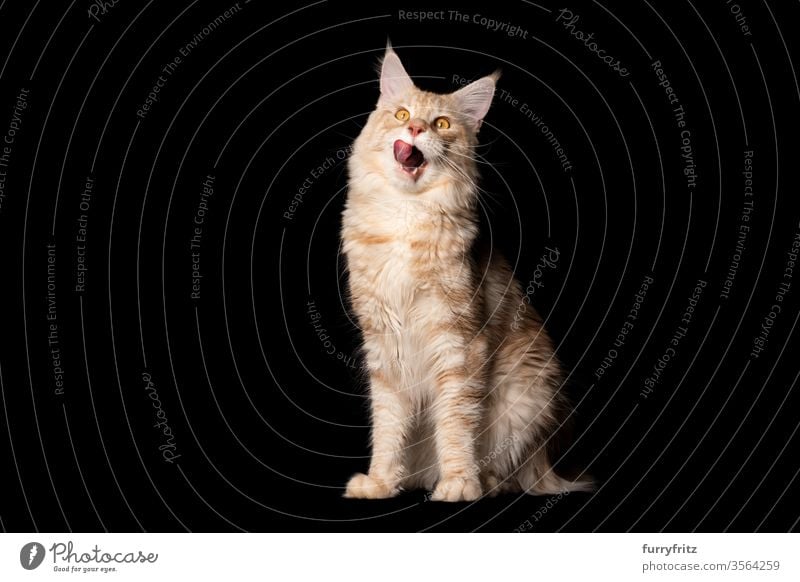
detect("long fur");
top-left (341, 47), bottom-right (593, 501)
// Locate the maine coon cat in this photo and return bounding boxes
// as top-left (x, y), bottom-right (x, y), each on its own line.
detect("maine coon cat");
top-left (341, 46), bottom-right (593, 501)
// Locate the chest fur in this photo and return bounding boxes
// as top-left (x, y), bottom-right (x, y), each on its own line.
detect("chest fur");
top-left (342, 201), bottom-right (474, 332)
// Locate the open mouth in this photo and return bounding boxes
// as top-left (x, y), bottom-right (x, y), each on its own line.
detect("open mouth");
top-left (393, 140), bottom-right (427, 179)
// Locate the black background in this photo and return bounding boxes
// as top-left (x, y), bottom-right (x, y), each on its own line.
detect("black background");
top-left (1, 0), bottom-right (799, 532)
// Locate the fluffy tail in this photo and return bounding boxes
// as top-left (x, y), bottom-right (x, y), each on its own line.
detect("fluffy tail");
top-left (527, 471), bottom-right (596, 495)
top-left (517, 448), bottom-right (596, 495)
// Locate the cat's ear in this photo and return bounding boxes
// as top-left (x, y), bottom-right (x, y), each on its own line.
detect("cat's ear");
top-left (380, 43), bottom-right (414, 100)
top-left (453, 71), bottom-right (500, 131)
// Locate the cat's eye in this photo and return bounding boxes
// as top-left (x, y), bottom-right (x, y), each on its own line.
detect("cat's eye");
top-left (395, 108), bottom-right (410, 121)
top-left (434, 117), bottom-right (451, 129)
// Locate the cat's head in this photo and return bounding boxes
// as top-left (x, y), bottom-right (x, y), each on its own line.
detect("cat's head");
top-left (352, 45), bottom-right (498, 195)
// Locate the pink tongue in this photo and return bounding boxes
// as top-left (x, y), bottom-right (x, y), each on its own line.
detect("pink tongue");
top-left (394, 140), bottom-right (413, 163)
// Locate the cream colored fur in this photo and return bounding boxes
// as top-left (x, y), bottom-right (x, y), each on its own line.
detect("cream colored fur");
top-left (342, 46), bottom-right (593, 501)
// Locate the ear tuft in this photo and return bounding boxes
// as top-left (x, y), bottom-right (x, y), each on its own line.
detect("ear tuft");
top-left (453, 73), bottom-right (498, 130)
top-left (380, 44), bottom-right (414, 100)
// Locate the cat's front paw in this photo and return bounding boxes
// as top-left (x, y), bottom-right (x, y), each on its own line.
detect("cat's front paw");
top-left (431, 476), bottom-right (482, 502)
top-left (343, 472), bottom-right (399, 499)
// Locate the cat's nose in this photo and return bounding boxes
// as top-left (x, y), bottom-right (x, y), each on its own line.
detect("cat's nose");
top-left (407, 120), bottom-right (427, 138)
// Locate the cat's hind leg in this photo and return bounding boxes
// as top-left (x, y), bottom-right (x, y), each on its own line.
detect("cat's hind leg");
top-left (482, 471), bottom-right (521, 497)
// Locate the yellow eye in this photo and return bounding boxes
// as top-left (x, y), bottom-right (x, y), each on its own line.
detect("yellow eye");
top-left (434, 117), bottom-right (451, 129)
top-left (395, 108), bottom-right (410, 121)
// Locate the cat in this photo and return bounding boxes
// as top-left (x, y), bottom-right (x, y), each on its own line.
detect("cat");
top-left (341, 45), bottom-right (593, 501)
